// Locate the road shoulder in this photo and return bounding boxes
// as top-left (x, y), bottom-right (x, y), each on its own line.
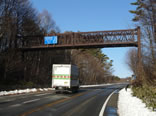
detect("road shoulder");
top-left (103, 90), bottom-right (119, 116)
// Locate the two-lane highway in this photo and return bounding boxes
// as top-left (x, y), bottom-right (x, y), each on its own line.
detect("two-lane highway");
top-left (0, 84), bottom-right (126, 116)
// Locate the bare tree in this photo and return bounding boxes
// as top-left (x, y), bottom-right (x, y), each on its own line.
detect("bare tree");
top-left (0, 0), bottom-right (44, 90)
top-left (38, 10), bottom-right (60, 34)
top-left (71, 49), bottom-right (114, 84)
top-left (126, 48), bottom-right (138, 76)
top-left (130, 0), bottom-right (156, 85)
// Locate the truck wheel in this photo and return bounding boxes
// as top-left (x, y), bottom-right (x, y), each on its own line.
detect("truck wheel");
top-left (71, 87), bottom-right (79, 93)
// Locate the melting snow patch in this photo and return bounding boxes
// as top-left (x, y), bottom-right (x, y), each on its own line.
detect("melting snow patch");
top-left (30, 88), bottom-right (37, 92)
top-left (118, 88), bottom-right (156, 116)
top-left (43, 88), bottom-right (48, 91)
top-left (0, 88), bottom-right (53, 96)
top-left (39, 88), bottom-right (44, 91)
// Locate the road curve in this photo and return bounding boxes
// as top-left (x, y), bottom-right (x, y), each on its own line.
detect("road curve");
top-left (0, 84), bottom-right (126, 116)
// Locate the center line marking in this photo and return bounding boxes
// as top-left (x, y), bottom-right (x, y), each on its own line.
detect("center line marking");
top-left (23, 98), bottom-right (40, 104)
top-left (35, 93), bottom-right (51, 96)
top-left (19, 91), bottom-right (89, 116)
top-left (10, 104), bottom-right (21, 107)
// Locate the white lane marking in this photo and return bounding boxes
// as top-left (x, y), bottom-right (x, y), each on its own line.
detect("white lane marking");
top-left (23, 98), bottom-right (40, 104)
top-left (9, 104), bottom-right (21, 107)
top-left (99, 90), bottom-right (117, 116)
top-left (4, 99), bottom-right (15, 102)
top-left (35, 93), bottom-right (51, 96)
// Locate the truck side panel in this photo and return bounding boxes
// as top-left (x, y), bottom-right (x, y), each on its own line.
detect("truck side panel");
top-left (71, 65), bottom-right (79, 87)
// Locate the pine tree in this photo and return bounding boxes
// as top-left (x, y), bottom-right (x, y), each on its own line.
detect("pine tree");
top-left (130, 0), bottom-right (156, 41)
top-left (130, 0), bottom-right (156, 85)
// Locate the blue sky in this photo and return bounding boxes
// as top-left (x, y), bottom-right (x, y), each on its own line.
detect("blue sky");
top-left (31, 0), bottom-right (136, 78)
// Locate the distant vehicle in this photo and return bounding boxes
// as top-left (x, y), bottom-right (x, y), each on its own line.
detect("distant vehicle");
top-left (52, 64), bottom-right (79, 93)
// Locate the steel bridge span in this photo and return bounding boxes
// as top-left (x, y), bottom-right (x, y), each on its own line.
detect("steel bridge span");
top-left (20, 27), bottom-right (140, 50)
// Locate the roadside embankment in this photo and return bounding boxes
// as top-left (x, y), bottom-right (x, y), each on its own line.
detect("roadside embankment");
top-left (118, 88), bottom-right (156, 116)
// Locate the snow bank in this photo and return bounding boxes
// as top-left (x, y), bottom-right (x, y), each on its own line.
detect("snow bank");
top-left (118, 88), bottom-right (156, 116)
top-left (0, 88), bottom-right (53, 96)
top-left (0, 83), bottom-right (116, 96)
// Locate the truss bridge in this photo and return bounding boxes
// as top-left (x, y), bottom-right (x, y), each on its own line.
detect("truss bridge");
top-left (21, 27), bottom-right (140, 50)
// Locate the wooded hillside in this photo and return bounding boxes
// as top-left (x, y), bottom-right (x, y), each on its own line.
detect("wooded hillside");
top-left (0, 0), bottom-right (118, 91)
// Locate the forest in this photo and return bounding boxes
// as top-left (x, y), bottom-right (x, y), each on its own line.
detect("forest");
top-left (0, 0), bottom-right (119, 91)
top-left (128, 0), bottom-right (156, 110)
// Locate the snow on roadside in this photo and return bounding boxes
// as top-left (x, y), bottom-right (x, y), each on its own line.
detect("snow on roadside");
top-left (0, 83), bottom-right (116, 96)
top-left (118, 88), bottom-right (156, 116)
top-left (0, 88), bottom-right (53, 96)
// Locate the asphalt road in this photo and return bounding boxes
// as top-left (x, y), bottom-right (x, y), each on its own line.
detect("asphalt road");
top-left (0, 84), bottom-right (126, 116)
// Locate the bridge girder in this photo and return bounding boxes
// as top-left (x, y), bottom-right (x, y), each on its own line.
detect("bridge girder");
top-left (20, 27), bottom-right (140, 51)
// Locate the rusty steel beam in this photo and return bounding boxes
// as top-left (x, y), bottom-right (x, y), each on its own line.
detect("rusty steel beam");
top-left (20, 27), bottom-right (139, 51)
top-left (21, 42), bottom-right (138, 51)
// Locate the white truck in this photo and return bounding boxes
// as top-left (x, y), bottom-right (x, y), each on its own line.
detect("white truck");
top-left (52, 64), bottom-right (79, 93)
